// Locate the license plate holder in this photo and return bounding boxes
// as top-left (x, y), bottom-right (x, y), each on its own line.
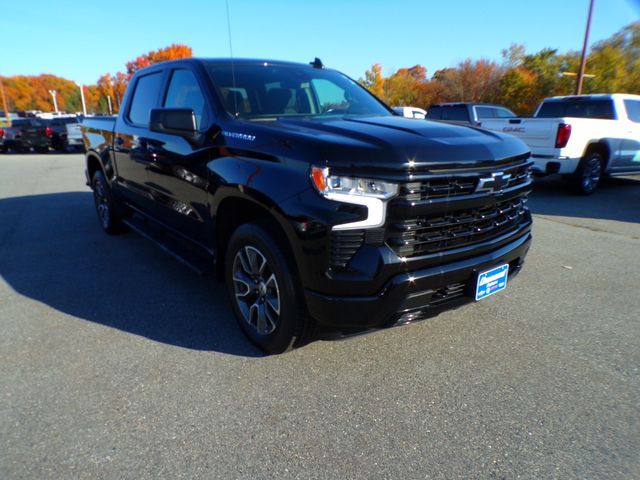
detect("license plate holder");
top-left (475, 263), bottom-right (509, 301)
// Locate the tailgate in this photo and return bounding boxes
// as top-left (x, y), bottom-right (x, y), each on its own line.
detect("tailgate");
top-left (66, 123), bottom-right (82, 139)
top-left (482, 118), bottom-right (560, 149)
top-left (19, 125), bottom-right (47, 142)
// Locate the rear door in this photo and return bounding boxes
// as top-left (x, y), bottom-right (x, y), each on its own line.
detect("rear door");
top-left (113, 71), bottom-right (165, 210)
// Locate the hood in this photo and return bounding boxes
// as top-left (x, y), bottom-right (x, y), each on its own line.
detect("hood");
top-left (251, 115), bottom-right (530, 172)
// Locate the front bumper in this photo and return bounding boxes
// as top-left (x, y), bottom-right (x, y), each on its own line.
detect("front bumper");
top-left (305, 231), bottom-right (532, 330)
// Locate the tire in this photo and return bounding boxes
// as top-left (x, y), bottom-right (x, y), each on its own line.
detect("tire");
top-left (225, 222), bottom-right (312, 354)
top-left (91, 170), bottom-right (128, 234)
top-left (570, 152), bottom-right (604, 195)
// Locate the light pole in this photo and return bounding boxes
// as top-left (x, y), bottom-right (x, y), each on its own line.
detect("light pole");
top-left (107, 95), bottom-right (113, 115)
top-left (79, 84), bottom-right (87, 116)
top-left (576, 0), bottom-right (595, 95)
top-left (48, 89), bottom-right (59, 113)
top-left (0, 78), bottom-right (9, 122)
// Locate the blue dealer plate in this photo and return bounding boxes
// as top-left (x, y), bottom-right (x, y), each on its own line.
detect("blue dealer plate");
top-left (475, 264), bottom-right (509, 301)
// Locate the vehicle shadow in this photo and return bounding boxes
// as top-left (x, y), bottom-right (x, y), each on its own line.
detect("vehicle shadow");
top-left (0, 149), bottom-right (84, 155)
top-left (0, 191), bottom-right (264, 357)
top-left (527, 175), bottom-right (640, 224)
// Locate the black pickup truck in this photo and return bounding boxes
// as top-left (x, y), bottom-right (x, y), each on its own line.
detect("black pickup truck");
top-left (1, 117), bottom-right (52, 153)
top-left (82, 58), bottom-right (533, 353)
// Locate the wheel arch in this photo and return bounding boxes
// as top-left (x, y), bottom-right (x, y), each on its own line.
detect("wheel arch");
top-left (86, 151), bottom-right (103, 183)
top-left (214, 193), bottom-right (298, 282)
top-left (582, 141), bottom-right (611, 170)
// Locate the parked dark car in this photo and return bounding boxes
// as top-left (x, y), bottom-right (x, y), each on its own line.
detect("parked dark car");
top-left (427, 103), bottom-right (516, 126)
top-left (82, 58), bottom-right (533, 354)
top-left (44, 116), bottom-right (84, 151)
top-left (0, 118), bottom-right (51, 153)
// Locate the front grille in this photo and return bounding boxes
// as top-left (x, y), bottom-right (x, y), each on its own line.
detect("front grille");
top-left (430, 282), bottom-right (466, 306)
top-left (394, 281), bottom-right (468, 326)
top-left (387, 196), bottom-right (528, 258)
top-left (399, 162), bottom-right (531, 202)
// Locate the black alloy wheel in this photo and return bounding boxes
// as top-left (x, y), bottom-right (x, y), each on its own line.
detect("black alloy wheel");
top-left (91, 170), bottom-right (127, 234)
top-left (572, 152), bottom-right (603, 195)
top-left (225, 222), bottom-right (312, 354)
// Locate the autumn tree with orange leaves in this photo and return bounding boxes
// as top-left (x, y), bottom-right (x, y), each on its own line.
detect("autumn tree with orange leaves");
top-left (360, 22), bottom-right (640, 115)
top-left (126, 44), bottom-right (193, 79)
top-left (0, 44), bottom-right (193, 115)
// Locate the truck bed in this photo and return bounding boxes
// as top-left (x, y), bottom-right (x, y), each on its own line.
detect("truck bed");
top-left (81, 116), bottom-right (116, 153)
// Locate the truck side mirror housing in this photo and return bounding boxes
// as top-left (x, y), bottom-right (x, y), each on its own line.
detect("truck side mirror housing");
top-left (150, 108), bottom-right (197, 137)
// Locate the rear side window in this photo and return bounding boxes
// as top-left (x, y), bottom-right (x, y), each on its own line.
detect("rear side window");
top-left (536, 102), bottom-right (564, 118)
top-left (624, 100), bottom-right (640, 123)
top-left (441, 105), bottom-right (469, 122)
top-left (494, 107), bottom-right (516, 118)
top-left (475, 106), bottom-right (495, 119)
top-left (128, 72), bottom-right (163, 126)
top-left (164, 69), bottom-right (207, 129)
top-left (426, 105), bottom-right (442, 120)
top-left (537, 99), bottom-right (615, 119)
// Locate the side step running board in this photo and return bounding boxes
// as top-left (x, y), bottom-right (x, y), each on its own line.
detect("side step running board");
top-left (122, 215), bottom-right (213, 276)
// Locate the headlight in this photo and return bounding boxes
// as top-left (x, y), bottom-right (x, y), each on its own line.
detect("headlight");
top-left (310, 166), bottom-right (398, 199)
top-left (310, 166), bottom-right (398, 230)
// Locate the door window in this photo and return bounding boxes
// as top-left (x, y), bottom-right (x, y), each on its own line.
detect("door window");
top-left (624, 100), bottom-right (640, 123)
top-left (475, 107), bottom-right (495, 119)
top-left (128, 72), bottom-right (163, 126)
top-left (164, 69), bottom-right (207, 129)
top-left (494, 107), bottom-right (516, 118)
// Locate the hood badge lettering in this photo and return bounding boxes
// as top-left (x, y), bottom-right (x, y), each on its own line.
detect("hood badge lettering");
top-left (222, 131), bottom-right (256, 142)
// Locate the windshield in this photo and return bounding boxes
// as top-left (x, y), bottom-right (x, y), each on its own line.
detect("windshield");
top-left (205, 63), bottom-right (391, 119)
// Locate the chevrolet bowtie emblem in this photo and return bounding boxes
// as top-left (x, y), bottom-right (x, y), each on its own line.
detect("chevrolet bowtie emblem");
top-left (476, 172), bottom-right (512, 193)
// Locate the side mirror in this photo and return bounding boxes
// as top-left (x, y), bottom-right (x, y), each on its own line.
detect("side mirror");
top-left (150, 108), bottom-right (197, 137)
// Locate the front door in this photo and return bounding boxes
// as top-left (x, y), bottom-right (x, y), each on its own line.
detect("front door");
top-left (144, 68), bottom-right (213, 246)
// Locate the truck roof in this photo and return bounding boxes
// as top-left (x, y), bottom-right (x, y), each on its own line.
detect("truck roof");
top-left (544, 93), bottom-right (640, 102)
top-left (134, 57), bottom-right (325, 74)
top-left (429, 102), bottom-right (508, 107)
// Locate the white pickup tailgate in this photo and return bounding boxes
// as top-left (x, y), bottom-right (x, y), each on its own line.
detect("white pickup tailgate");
top-left (481, 118), bottom-right (561, 149)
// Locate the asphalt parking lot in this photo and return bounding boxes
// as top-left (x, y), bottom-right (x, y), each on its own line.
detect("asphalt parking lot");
top-left (1, 152), bottom-right (639, 479)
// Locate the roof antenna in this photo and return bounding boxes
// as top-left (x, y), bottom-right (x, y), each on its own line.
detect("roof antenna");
top-left (225, 0), bottom-right (238, 116)
top-left (310, 57), bottom-right (324, 69)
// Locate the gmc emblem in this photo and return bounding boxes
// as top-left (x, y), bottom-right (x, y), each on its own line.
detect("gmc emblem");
top-left (476, 172), bottom-right (512, 193)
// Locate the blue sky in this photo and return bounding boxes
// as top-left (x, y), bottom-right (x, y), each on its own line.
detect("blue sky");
top-left (1, 0), bottom-right (638, 85)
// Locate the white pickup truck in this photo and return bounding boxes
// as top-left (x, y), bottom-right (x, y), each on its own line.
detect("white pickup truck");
top-left (480, 94), bottom-right (640, 194)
